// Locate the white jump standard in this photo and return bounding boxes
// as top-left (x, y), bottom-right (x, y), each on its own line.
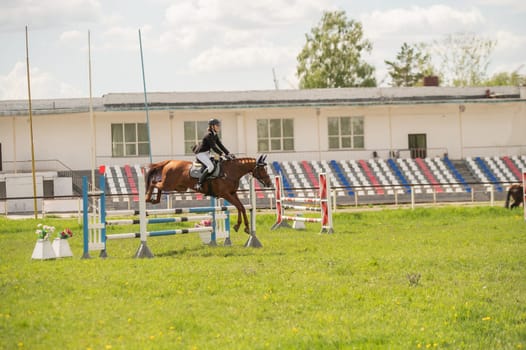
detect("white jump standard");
top-left (271, 173), bottom-right (334, 233)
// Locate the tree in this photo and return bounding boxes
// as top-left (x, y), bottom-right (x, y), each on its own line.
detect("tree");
top-left (483, 70), bottom-right (526, 86)
top-left (431, 33), bottom-right (496, 87)
top-left (296, 11), bottom-right (376, 88)
top-left (385, 42), bottom-right (432, 87)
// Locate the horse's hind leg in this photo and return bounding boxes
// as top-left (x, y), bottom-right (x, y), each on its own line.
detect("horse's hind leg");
top-left (145, 183), bottom-right (153, 203)
top-left (153, 186), bottom-right (162, 204)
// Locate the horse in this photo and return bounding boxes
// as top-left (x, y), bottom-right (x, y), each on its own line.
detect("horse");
top-left (504, 184), bottom-right (524, 209)
top-left (145, 155), bottom-right (272, 234)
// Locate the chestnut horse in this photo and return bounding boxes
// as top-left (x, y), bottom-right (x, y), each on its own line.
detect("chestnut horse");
top-left (145, 155), bottom-right (272, 234)
top-left (504, 184), bottom-right (524, 209)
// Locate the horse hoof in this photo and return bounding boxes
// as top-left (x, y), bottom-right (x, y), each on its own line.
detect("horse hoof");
top-left (244, 228), bottom-right (250, 234)
top-left (233, 224), bottom-right (240, 232)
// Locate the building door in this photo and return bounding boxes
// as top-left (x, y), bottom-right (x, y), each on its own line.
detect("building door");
top-left (408, 134), bottom-right (427, 158)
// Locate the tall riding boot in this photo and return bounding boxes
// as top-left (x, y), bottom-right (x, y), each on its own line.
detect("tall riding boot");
top-left (195, 170), bottom-right (209, 190)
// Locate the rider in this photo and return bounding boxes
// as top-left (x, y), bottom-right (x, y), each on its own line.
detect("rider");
top-left (194, 118), bottom-right (234, 190)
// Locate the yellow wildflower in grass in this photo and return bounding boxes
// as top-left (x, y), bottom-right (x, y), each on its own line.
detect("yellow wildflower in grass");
top-left (482, 316), bottom-right (491, 321)
top-left (292, 327), bottom-right (299, 334)
top-left (17, 342), bottom-right (23, 347)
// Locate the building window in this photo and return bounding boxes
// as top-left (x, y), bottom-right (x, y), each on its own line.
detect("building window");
top-left (257, 119), bottom-right (294, 152)
top-left (184, 120), bottom-right (209, 155)
top-left (328, 116), bottom-right (364, 149)
top-left (111, 123), bottom-right (150, 157)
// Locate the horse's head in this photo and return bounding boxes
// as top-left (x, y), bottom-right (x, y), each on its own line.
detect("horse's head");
top-left (252, 154), bottom-right (273, 188)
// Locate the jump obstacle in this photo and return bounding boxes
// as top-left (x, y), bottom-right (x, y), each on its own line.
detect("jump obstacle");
top-left (271, 173), bottom-right (334, 233)
top-left (82, 173), bottom-right (259, 258)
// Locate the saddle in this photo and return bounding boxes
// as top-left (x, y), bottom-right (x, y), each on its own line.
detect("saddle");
top-left (189, 158), bottom-right (222, 179)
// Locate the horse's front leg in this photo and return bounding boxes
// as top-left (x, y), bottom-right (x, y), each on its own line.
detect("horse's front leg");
top-left (223, 193), bottom-right (249, 234)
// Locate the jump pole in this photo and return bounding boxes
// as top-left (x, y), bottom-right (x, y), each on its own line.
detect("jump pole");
top-left (82, 174), bottom-right (221, 258)
top-left (244, 175), bottom-right (262, 248)
top-left (271, 173), bottom-right (333, 233)
top-left (82, 175), bottom-right (106, 259)
top-left (135, 174), bottom-right (153, 258)
top-left (83, 174), bottom-right (258, 255)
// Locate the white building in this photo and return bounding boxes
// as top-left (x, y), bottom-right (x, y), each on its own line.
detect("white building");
top-left (0, 86), bottom-right (525, 211)
top-left (1, 86), bottom-right (525, 170)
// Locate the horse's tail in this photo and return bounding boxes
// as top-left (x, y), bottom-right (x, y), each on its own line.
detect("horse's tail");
top-left (145, 160), bottom-right (171, 188)
top-left (504, 186), bottom-right (512, 208)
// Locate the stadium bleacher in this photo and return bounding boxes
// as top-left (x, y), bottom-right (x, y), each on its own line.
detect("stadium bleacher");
top-left (99, 155), bottom-right (526, 206)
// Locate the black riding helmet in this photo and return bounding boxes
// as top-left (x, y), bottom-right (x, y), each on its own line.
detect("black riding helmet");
top-left (208, 118), bottom-right (221, 126)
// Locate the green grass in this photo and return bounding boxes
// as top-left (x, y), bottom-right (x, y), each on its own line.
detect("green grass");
top-left (1, 206), bottom-right (526, 349)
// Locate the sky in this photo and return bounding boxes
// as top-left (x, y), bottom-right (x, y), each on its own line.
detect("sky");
top-left (0, 0), bottom-right (525, 100)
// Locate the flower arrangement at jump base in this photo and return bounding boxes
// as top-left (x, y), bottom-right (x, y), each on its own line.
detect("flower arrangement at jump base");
top-left (35, 224), bottom-right (55, 240)
top-left (32, 224), bottom-right (75, 260)
top-left (58, 228), bottom-right (73, 239)
top-left (32, 224), bottom-right (56, 260)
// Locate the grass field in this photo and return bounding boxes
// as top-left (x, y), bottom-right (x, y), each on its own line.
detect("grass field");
top-left (1, 206), bottom-right (525, 349)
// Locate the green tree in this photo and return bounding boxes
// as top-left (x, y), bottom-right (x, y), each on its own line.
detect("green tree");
top-left (296, 10), bottom-right (376, 88)
top-left (385, 42), bottom-right (432, 87)
top-left (431, 33), bottom-right (496, 87)
top-left (484, 70), bottom-right (526, 86)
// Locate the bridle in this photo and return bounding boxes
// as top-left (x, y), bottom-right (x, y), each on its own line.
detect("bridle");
top-left (252, 157), bottom-right (271, 187)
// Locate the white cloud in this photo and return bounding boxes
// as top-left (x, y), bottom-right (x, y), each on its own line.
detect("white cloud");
top-left (0, 62), bottom-right (82, 100)
top-left (0, 0), bottom-right (103, 31)
top-left (60, 30), bottom-right (83, 42)
top-left (100, 26), bottom-right (153, 51)
top-left (165, 0), bottom-right (328, 29)
top-left (161, 0), bottom-right (329, 51)
top-left (189, 45), bottom-right (295, 73)
top-left (494, 31), bottom-right (526, 50)
top-left (361, 5), bottom-right (485, 39)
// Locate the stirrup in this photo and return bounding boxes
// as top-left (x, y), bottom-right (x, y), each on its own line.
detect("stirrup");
top-left (194, 183), bottom-right (202, 190)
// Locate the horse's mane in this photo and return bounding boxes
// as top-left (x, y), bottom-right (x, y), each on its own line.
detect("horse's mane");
top-left (230, 157), bottom-right (256, 164)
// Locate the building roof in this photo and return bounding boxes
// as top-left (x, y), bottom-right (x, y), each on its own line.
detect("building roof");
top-left (0, 86), bottom-right (522, 116)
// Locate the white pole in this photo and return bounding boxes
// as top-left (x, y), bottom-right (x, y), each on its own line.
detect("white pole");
top-left (88, 30), bottom-right (96, 188)
top-left (411, 185), bottom-right (415, 210)
top-left (138, 29), bottom-right (153, 164)
top-left (25, 25), bottom-right (38, 219)
top-left (250, 176), bottom-right (256, 234)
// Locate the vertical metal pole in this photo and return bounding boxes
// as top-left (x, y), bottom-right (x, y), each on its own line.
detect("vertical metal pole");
top-left (411, 185), bottom-right (415, 210)
top-left (88, 30), bottom-right (96, 188)
top-left (490, 185), bottom-right (494, 206)
top-left (25, 26), bottom-right (38, 219)
top-left (138, 29), bottom-right (153, 164)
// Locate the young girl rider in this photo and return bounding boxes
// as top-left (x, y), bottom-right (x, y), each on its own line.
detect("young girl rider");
top-left (194, 118), bottom-right (234, 190)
